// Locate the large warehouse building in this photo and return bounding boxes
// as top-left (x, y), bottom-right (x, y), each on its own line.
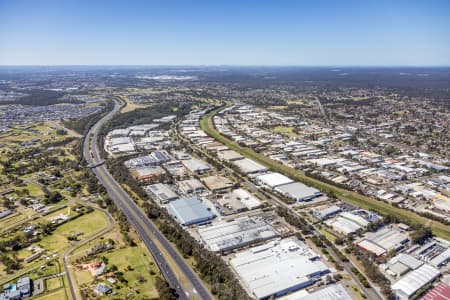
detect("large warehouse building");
top-left (232, 158), bottom-right (268, 174)
top-left (230, 238), bottom-right (331, 299)
top-left (181, 158), bottom-right (211, 174)
top-left (279, 284), bottom-right (352, 300)
top-left (356, 226), bottom-right (409, 256)
top-left (144, 183), bottom-right (178, 204)
top-left (274, 182), bottom-right (322, 202)
top-left (198, 216), bottom-right (278, 252)
top-left (391, 264), bottom-right (440, 300)
top-left (201, 175), bottom-right (234, 192)
top-left (167, 196), bottom-right (215, 226)
top-left (231, 189), bottom-right (262, 210)
top-left (256, 172), bottom-right (293, 188)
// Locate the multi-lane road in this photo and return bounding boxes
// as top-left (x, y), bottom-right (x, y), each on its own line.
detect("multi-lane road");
top-left (83, 99), bottom-right (213, 300)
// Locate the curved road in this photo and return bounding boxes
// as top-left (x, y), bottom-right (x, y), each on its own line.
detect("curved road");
top-left (83, 99), bottom-right (213, 300)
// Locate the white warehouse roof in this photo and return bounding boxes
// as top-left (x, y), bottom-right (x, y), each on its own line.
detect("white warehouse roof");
top-left (230, 238), bottom-right (331, 299)
top-left (232, 158), bottom-right (268, 174)
top-left (275, 182), bottom-right (322, 202)
top-left (256, 172), bottom-right (294, 188)
top-left (280, 284), bottom-right (352, 300)
top-left (198, 216), bottom-right (278, 252)
top-left (392, 264), bottom-right (440, 299)
top-left (231, 189), bottom-right (262, 210)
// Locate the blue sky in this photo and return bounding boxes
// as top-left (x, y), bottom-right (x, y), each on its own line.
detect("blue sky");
top-left (0, 0), bottom-right (449, 65)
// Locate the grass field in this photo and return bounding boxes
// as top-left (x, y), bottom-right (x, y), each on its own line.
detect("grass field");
top-left (268, 105), bottom-right (288, 110)
top-left (273, 126), bottom-right (298, 138)
top-left (38, 210), bottom-right (109, 253)
top-left (119, 95), bottom-right (147, 113)
top-left (34, 288), bottom-right (66, 300)
top-left (100, 244), bottom-right (159, 298)
top-left (200, 106), bottom-right (450, 240)
top-left (46, 277), bottom-right (63, 290)
top-left (0, 212), bottom-right (27, 228)
top-left (70, 225), bottom-right (159, 299)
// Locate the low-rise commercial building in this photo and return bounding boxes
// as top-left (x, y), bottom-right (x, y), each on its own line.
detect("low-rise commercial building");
top-left (168, 196), bottom-right (215, 226)
top-left (392, 264), bottom-right (439, 299)
top-left (145, 183), bottom-right (178, 204)
top-left (256, 172), bottom-right (293, 188)
top-left (198, 216), bottom-right (278, 252)
top-left (381, 253), bottom-right (424, 279)
top-left (230, 238), bottom-right (331, 299)
top-left (182, 158), bottom-right (211, 174)
top-left (201, 175), bottom-right (234, 192)
top-left (356, 226), bottom-right (410, 256)
top-left (230, 188), bottom-right (262, 210)
top-left (275, 182), bottom-right (322, 202)
top-left (134, 166), bottom-right (166, 182)
top-left (217, 150), bottom-right (244, 161)
top-left (232, 158), bottom-right (268, 174)
top-left (279, 284), bottom-right (352, 300)
top-left (421, 282), bottom-right (450, 300)
top-left (177, 179), bottom-right (206, 195)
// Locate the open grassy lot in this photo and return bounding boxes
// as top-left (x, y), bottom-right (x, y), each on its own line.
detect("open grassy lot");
top-left (268, 105), bottom-right (288, 110)
top-left (73, 241), bottom-right (160, 299)
top-left (38, 210), bottom-right (109, 254)
top-left (71, 228), bottom-right (122, 256)
top-left (286, 99), bottom-right (310, 105)
top-left (273, 126), bottom-right (298, 138)
top-left (34, 288), bottom-right (66, 300)
top-left (200, 106), bottom-right (450, 240)
top-left (16, 182), bottom-right (44, 197)
top-left (46, 276), bottom-right (63, 290)
top-left (103, 244), bottom-right (160, 298)
top-left (119, 95), bottom-right (147, 113)
top-left (0, 123), bottom-right (58, 145)
top-left (105, 245), bottom-right (159, 297)
top-left (0, 212), bottom-right (28, 229)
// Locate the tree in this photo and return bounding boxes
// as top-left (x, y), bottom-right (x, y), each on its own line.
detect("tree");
top-left (43, 191), bottom-right (63, 204)
top-left (411, 227), bottom-right (433, 245)
top-left (40, 222), bottom-right (54, 235)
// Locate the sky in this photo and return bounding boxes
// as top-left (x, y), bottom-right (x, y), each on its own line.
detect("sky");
top-left (0, 0), bottom-right (449, 66)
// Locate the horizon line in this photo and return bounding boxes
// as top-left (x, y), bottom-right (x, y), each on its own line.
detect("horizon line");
top-left (1, 64), bottom-right (450, 68)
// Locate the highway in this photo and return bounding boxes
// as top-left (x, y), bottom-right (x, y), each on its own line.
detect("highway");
top-left (83, 99), bottom-right (213, 300)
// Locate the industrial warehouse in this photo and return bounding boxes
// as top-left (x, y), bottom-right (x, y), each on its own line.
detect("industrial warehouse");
top-left (144, 183), bottom-right (179, 204)
top-left (198, 216), bottom-right (278, 252)
top-left (274, 181), bottom-right (322, 202)
top-left (230, 238), bottom-right (331, 299)
top-left (279, 284), bottom-right (352, 300)
top-left (167, 196), bottom-right (215, 225)
top-left (391, 264), bottom-right (440, 300)
top-left (217, 188), bottom-right (262, 214)
top-left (356, 225), bottom-right (410, 256)
top-left (231, 157), bottom-right (268, 174)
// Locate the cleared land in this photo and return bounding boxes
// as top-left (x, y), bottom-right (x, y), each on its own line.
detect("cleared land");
top-left (200, 106), bottom-right (450, 240)
top-left (119, 95), bottom-right (147, 113)
top-left (46, 276), bottom-right (63, 290)
top-left (33, 288), bottom-right (66, 300)
top-left (273, 126), bottom-right (298, 138)
top-left (38, 210), bottom-right (109, 253)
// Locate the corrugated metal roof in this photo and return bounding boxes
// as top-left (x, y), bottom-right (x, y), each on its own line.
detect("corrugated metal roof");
top-left (168, 196), bottom-right (215, 225)
top-left (422, 282), bottom-right (450, 300)
top-left (392, 264), bottom-right (440, 298)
